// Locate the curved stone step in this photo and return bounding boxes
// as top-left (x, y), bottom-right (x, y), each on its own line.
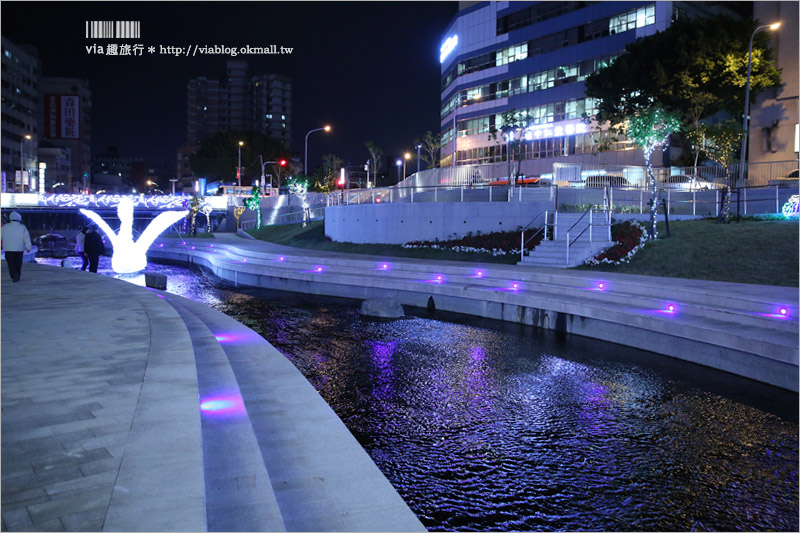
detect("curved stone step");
top-left (167, 297), bottom-right (286, 532)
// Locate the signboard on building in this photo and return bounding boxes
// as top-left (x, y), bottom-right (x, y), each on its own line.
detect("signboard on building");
top-left (44, 94), bottom-right (81, 139)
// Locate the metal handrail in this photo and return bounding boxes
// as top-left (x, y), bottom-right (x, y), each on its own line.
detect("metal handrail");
top-left (565, 208), bottom-right (611, 265)
top-left (519, 209), bottom-right (551, 261)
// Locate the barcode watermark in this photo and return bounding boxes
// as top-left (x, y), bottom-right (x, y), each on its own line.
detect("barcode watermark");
top-left (85, 21), bottom-right (141, 39)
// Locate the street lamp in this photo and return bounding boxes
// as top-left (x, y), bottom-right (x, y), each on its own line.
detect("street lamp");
top-left (237, 140), bottom-right (244, 188)
top-left (395, 159), bottom-right (402, 182)
top-left (416, 143), bottom-right (422, 174)
top-left (169, 178), bottom-right (178, 195)
top-left (739, 21), bottom-right (781, 186)
top-left (19, 134), bottom-right (32, 193)
top-left (403, 152), bottom-right (411, 181)
top-left (304, 125), bottom-right (331, 176)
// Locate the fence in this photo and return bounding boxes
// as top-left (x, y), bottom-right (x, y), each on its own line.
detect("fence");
top-left (393, 159), bottom-right (798, 190)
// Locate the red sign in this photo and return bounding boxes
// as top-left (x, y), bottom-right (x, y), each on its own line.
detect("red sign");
top-left (44, 95), bottom-right (80, 139)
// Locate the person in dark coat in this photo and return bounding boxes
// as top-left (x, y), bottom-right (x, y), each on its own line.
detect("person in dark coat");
top-left (83, 225), bottom-right (105, 273)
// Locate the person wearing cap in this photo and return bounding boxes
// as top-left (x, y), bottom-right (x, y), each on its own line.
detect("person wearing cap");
top-left (1, 211), bottom-right (32, 282)
top-left (83, 225), bottom-right (105, 273)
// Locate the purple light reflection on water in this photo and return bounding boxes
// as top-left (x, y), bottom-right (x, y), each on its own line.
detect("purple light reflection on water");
top-left (368, 340), bottom-right (397, 404)
top-left (74, 259), bottom-right (798, 532)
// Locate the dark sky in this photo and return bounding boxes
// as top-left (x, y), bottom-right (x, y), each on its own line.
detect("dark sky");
top-left (2, 1), bottom-right (458, 175)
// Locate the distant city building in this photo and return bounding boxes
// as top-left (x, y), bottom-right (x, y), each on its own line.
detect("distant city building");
top-left (748, 1), bottom-right (799, 168)
top-left (37, 146), bottom-right (71, 192)
top-left (92, 145), bottom-right (145, 194)
top-left (39, 76), bottom-right (92, 191)
top-left (179, 60), bottom-right (292, 188)
top-left (1, 36), bottom-right (41, 193)
top-left (439, 1), bottom-right (740, 174)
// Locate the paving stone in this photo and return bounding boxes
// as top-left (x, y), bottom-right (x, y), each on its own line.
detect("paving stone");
top-left (59, 506), bottom-right (107, 532)
top-left (1, 506), bottom-right (32, 530)
top-left (26, 487), bottom-right (112, 524)
top-left (26, 517), bottom-right (67, 532)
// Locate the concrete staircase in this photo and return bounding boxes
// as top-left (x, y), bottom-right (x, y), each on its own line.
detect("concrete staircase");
top-left (519, 210), bottom-right (615, 268)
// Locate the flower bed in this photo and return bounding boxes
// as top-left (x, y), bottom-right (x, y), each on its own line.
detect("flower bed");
top-left (403, 229), bottom-right (543, 256)
top-left (585, 220), bottom-right (648, 266)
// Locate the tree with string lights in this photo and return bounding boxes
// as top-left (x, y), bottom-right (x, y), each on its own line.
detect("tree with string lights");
top-left (626, 106), bottom-right (682, 239)
top-left (243, 185), bottom-right (262, 229)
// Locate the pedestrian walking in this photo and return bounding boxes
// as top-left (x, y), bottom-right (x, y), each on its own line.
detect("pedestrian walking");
top-left (84, 225), bottom-right (105, 273)
top-left (75, 227), bottom-right (89, 270)
top-left (1, 211), bottom-right (32, 282)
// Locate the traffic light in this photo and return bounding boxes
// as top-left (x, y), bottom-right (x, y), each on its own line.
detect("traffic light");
top-left (279, 159), bottom-right (287, 167)
top-left (337, 176), bottom-right (345, 187)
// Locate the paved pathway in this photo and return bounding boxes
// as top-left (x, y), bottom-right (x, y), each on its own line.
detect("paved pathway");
top-left (1, 261), bottom-right (424, 532)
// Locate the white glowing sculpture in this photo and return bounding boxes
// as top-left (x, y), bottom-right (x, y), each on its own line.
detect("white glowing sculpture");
top-left (80, 197), bottom-right (188, 274)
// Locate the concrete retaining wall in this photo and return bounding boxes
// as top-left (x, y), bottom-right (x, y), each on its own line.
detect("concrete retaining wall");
top-left (324, 201), bottom-right (551, 244)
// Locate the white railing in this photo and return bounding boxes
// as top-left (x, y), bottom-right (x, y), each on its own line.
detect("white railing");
top-left (565, 208), bottom-right (611, 266)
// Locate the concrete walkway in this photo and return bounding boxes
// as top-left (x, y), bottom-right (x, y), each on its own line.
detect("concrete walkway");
top-left (1, 262), bottom-right (425, 532)
top-left (150, 233), bottom-right (799, 392)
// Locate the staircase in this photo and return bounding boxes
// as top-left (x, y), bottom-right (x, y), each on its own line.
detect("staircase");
top-left (519, 210), bottom-right (614, 268)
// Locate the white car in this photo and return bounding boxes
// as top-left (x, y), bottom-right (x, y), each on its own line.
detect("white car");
top-left (661, 174), bottom-right (717, 191)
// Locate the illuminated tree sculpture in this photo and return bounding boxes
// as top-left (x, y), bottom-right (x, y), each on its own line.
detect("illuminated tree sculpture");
top-left (244, 185), bottom-right (262, 229)
top-left (201, 201), bottom-right (214, 232)
top-left (187, 196), bottom-right (201, 236)
top-left (233, 206), bottom-right (246, 229)
top-left (287, 178), bottom-right (310, 226)
top-left (626, 107), bottom-right (683, 239)
top-left (80, 197), bottom-right (188, 274)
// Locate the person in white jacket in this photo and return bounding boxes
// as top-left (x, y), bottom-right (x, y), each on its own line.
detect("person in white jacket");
top-left (1, 211), bottom-right (32, 282)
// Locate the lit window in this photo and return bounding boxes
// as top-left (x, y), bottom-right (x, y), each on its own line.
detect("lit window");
top-left (281, 114), bottom-right (286, 120)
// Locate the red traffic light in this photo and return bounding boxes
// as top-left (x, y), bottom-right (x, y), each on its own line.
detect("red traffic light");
top-left (279, 159), bottom-right (287, 167)
top-left (337, 176), bottom-right (345, 187)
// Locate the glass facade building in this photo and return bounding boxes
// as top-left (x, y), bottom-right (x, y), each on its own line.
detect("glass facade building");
top-left (439, 1), bottom-right (712, 173)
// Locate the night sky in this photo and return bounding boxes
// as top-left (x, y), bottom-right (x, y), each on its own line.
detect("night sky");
top-left (1, 1), bottom-right (457, 176)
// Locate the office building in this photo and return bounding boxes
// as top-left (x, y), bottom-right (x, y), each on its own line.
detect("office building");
top-left (180, 61), bottom-right (292, 186)
top-left (39, 76), bottom-right (92, 191)
top-left (748, 1), bottom-right (799, 168)
top-left (1, 37), bottom-right (40, 192)
top-left (439, 1), bottom-right (739, 175)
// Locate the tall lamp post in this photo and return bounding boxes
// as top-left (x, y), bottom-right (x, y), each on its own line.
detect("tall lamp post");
top-left (19, 134), bottom-right (32, 193)
top-left (403, 152), bottom-right (411, 180)
top-left (237, 140), bottom-right (244, 189)
top-left (416, 143), bottom-right (422, 174)
top-left (304, 125), bottom-right (331, 176)
top-left (395, 159), bottom-right (402, 183)
top-left (739, 21), bottom-right (781, 186)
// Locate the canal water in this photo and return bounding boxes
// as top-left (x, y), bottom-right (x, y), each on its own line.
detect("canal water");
top-left (41, 257), bottom-right (799, 531)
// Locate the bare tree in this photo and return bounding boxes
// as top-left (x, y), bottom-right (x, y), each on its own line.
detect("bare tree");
top-left (365, 141), bottom-right (384, 184)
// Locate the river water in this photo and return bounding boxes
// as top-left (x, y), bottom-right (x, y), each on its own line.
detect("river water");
top-left (41, 257), bottom-right (799, 531)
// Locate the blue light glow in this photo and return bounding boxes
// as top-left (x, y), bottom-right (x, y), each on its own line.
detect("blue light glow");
top-left (440, 34), bottom-right (458, 63)
top-left (781, 195), bottom-right (799, 218)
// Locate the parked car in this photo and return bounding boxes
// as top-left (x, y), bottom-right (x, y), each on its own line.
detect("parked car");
top-left (769, 169), bottom-right (799, 187)
top-left (583, 175), bottom-right (632, 188)
top-left (33, 233), bottom-right (74, 258)
top-left (661, 174), bottom-right (717, 191)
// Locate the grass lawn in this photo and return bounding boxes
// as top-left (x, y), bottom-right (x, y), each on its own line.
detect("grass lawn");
top-left (575, 218), bottom-right (799, 287)
top-left (246, 218), bottom-right (798, 287)
top-left (246, 221), bottom-right (519, 264)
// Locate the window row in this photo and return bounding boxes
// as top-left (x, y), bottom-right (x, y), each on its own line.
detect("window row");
top-left (447, 130), bottom-right (631, 166)
top-left (441, 3), bottom-right (654, 90)
top-left (609, 4), bottom-right (656, 35)
top-left (442, 57), bottom-right (613, 118)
